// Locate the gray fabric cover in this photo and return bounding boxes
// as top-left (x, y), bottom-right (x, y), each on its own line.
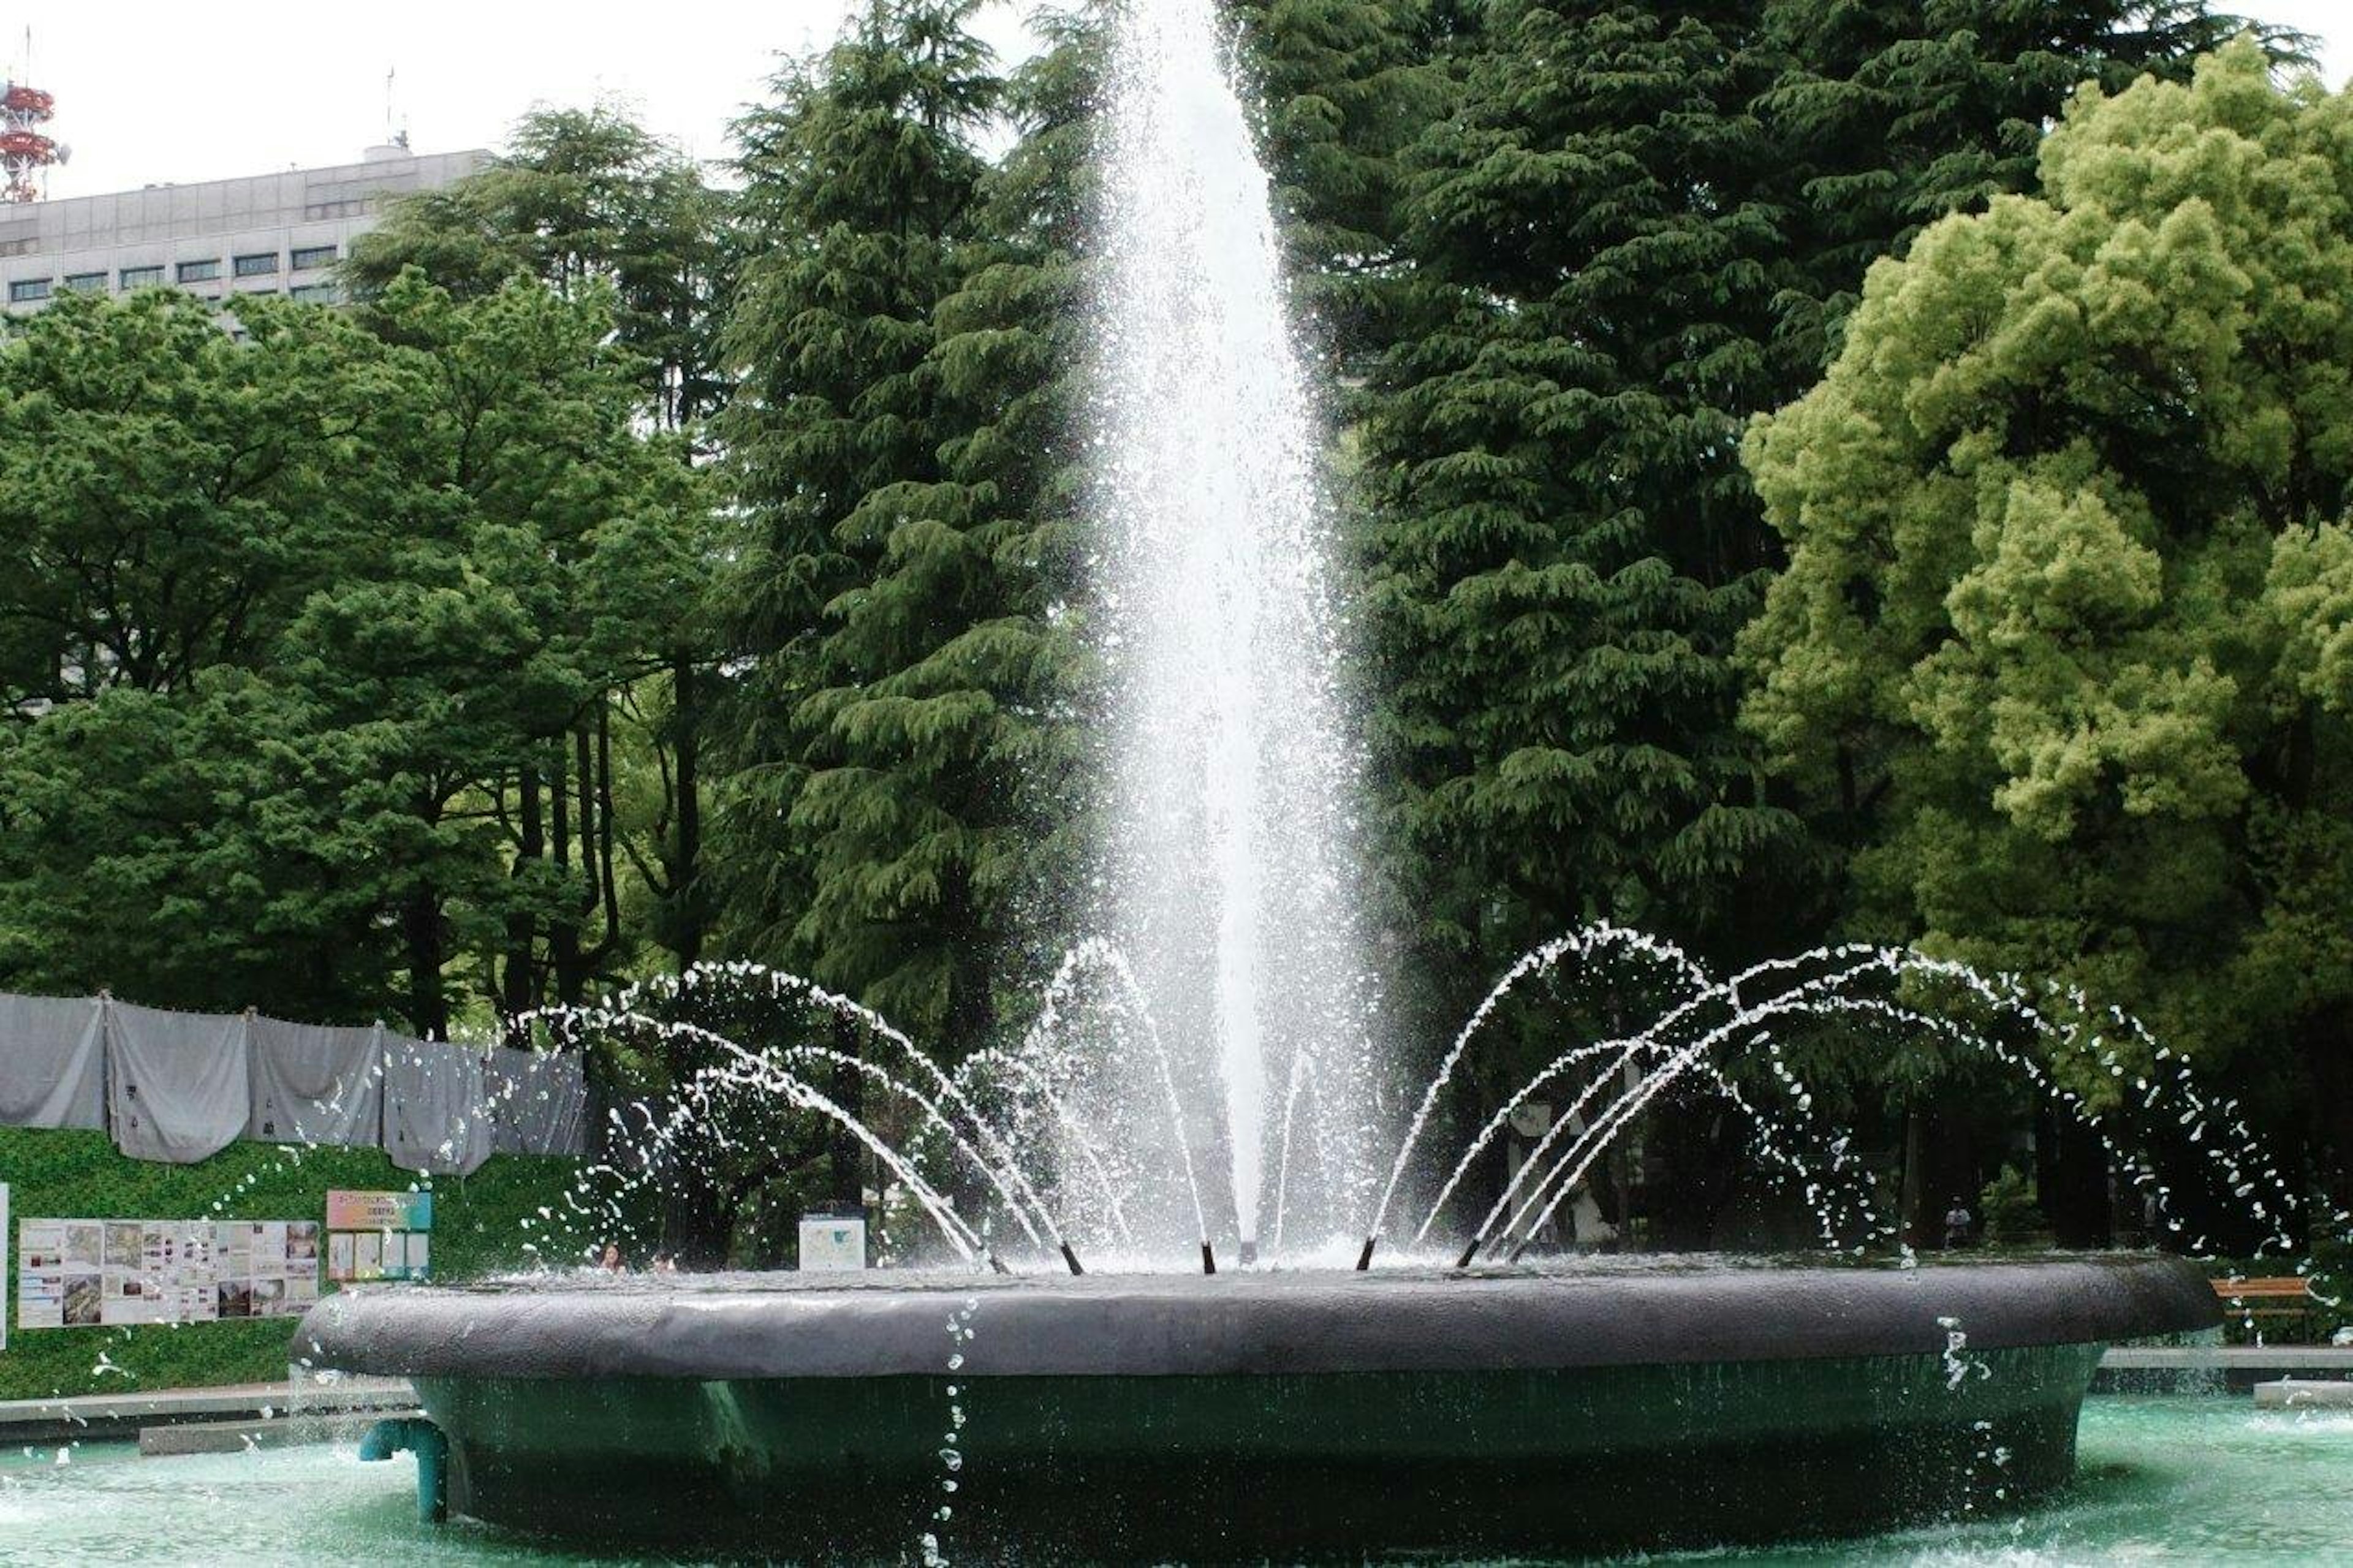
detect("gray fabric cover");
top-left (0, 993), bottom-right (106, 1130)
top-left (487, 1048), bottom-right (589, 1157)
top-left (248, 1017), bottom-right (384, 1147)
top-left (104, 1002), bottom-right (251, 1163)
top-left (382, 1036), bottom-right (493, 1175)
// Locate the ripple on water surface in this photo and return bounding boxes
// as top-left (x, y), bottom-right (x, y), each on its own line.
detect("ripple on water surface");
top-left (1, 1398), bottom-right (2347, 1565)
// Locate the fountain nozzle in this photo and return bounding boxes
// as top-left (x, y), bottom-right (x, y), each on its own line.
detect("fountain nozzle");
top-left (1237, 1239), bottom-right (1257, 1267)
top-left (1061, 1242), bottom-right (1085, 1276)
top-left (1354, 1235), bottom-right (1377, 1271)
top-left (1200, 1241), bottom-right (1217, 1276)
top-left (1453, 1238), bottom-right (1482, 1271)
top-left (988, 1253), bottom-right (1012, 1276)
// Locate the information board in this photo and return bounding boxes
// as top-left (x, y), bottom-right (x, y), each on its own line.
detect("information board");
top-left (798, 1214), bottom-right (867, 1271)
top-left (325, 1189), bottom-right (434, 1282)
top-left (15, 1217), bottom-right (319, 1330)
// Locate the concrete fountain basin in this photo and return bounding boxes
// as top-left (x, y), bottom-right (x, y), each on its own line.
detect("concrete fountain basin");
top-left (298, 1254), bottom-right (2216, 1558)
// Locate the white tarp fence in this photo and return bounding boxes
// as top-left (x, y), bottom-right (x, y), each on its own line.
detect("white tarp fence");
top-left (105, 1003), bottom-right (252, 1164)
top-left (382, 1032), bottom-right (494, 1176)
top-left (0, 989), bottom-right (586, 1165)
top-left (0, 993), bottom-right (106, 1130)
top-left (487, 1048), bottom-right (589, 1157)
top-left (248, 1018), bottom-right (384, 1148)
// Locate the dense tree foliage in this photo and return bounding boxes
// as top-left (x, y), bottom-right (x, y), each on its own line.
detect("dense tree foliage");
top-left (6, 0), bottom-right (2349, 1248)
top-left (710, 0), bottom-right (1089, 1056)
top-left (1743, 41), bottom-right (2353, 1183)
top-left (0, 280), bottom-right (699, 1034)
top-left (1355, 0), bottom-right (2275, 1043)
top-left (347, 108), bottom-right (731, 980)
top-left (346, 107), bottom-right (730, 428)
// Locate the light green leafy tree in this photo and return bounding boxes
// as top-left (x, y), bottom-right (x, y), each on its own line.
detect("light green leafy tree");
top-left (1742, 44), bottom-right (2353, 1193)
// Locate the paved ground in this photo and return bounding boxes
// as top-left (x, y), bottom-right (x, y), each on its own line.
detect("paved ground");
top-left (2094, 1344), bottom-right (2353, 1393)
top-left (0, 1374), bottom-right (417, 1445)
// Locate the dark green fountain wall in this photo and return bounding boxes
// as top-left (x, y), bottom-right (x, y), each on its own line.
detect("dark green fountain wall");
top-left (420, 1344), bottom-right (2102, 1558)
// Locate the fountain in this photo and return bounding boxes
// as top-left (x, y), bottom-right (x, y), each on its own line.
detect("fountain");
top-left (297, 0), bottom-right (2229, 1556)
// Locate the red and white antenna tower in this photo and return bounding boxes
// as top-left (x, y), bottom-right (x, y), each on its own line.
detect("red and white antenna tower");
top-left (1, 29), bottom-right (67, 203)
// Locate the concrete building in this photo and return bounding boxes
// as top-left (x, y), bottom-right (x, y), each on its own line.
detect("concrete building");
top-left (0, 143), bottom-right (488, 314)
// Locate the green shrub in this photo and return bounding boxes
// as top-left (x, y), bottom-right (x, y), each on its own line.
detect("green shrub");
top-left (1977, 1164), bottom-right (2045, 1246)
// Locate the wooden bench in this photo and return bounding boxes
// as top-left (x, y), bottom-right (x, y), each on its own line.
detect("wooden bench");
top-left (2212, 1276), bottom-right (2315, 1319)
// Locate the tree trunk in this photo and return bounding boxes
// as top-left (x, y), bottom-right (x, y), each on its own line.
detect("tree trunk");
top-left (2034, 1103), bottom-right (2112, 1248)
top-left (940, 865), bottom-right (996, 1062)
top-left (501, 764), bottom-right (544, 1033)
top-left (402, 887), bottom-right (449, 1041)
top-left (1646, 1097), bottom-right (1737, 1251)
top-left (828, 1014), bottom-right (865, 1208)
top-left (1911, 1105), bottom-right (1979, 1250)
top-left (2303, 1007), bottom-right (2353, 1217)
top-left (545, 730), bottom-right (578, 993)
top-left (668, 647), bottom-right (704, 972)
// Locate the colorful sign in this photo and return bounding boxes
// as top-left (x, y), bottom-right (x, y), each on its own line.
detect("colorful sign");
top-left (325, 1189), bottom-right (433, 1231)
top-left (325, 1189), bottom-right (433, 1282)
top-left (14, 1216), bottom-right (319, 1330)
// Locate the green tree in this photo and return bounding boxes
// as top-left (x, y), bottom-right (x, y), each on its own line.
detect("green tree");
top-left (341, 273), bottom-right (705, 1031)
top-left (0, 279), bottom-right (684, 1035)
top-left (712, 0), bottom-right (1024, 1053)
top-left (0, 290), bottom-right (383, 705)
top-left (1361, 1), bottom-right (1807, 1028)
top-left (1357, 0), bottom-right (2272, 1017)
top-left (1757, 1), bottom-right (2294, 358)
top-left (1232, 0), bottom-right (1438, 367)
top-left (346, 105), bottom-right (730, 428)
top-left (1741, 43), bottom-right (2353, 1191)
top-left (349, 108), bottom-right (732, 982)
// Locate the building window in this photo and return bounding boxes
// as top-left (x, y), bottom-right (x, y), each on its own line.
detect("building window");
top-left (290, 244), bottom-right (338, 271)
top-left (62, 272), bottom-right (106, 294)
top-left (232, 252), bottom-right (279, 278)
top-left (289, 282), bottom-right (339, 305)
top-left (119, 265), bottom-right (164, 289)
top-left (176, 259), bottom-right (222, 283)
top-left (8, 278), bottom-right (51, 303)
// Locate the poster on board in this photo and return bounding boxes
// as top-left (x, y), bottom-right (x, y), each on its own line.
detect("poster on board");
top-left (15, 1216), bottom-right (318, 1330)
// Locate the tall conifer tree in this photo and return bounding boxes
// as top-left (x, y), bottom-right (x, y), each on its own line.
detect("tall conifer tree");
top-left (713, 0), bottom-right (1021, 1053)
top-left (1363, 2), bottom-right (1805, 1025)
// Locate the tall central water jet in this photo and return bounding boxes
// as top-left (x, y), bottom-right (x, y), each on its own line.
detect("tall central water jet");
top-left (1094, 0), bottom-right (1376, 1252)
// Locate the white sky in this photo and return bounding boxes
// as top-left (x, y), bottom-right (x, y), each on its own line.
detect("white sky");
top-left (11, 1), bottom-right (2351, 200)
top-left (16, 2), bottom-right (1034, 198)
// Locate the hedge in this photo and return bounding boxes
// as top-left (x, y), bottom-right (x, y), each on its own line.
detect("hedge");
top-left (0, 1126), bottom-right (590, 1401)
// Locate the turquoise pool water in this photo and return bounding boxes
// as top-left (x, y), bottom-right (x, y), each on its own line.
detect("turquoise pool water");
top-left (1, 1398), bottom-right (2347, 1564)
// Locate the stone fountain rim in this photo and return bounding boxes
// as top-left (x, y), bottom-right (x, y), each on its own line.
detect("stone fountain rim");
top-left (296, 1253), bottom-right (2216, 1382)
